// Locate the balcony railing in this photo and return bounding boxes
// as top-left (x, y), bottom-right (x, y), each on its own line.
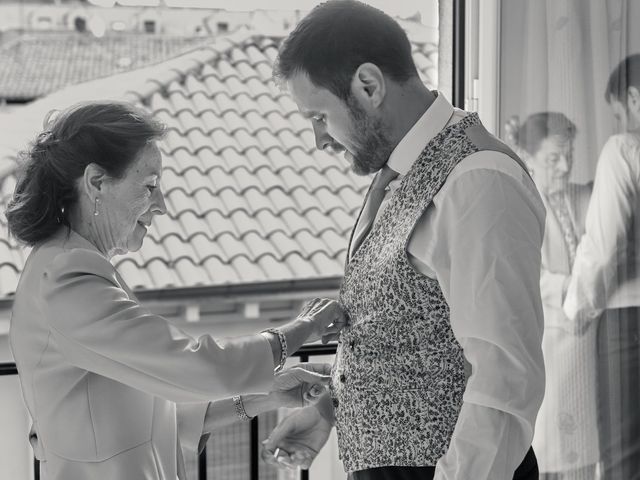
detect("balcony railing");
top-left (0, 342), bottom-right (338, 480)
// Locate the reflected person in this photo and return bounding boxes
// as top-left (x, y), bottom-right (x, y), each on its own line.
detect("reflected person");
top-left (6, 101), bottom-right (345, 480)
top-left (563, 53), bottom-right (640, 480)
top-left (514, 112), bottom-right (598, 480)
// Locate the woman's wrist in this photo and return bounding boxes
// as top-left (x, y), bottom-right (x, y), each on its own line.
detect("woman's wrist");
top-left (241, 393), bottom-right (278, 418)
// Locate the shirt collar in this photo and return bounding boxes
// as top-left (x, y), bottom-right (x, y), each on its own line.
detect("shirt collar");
top-left (386, 91), bottom-right (454, 177)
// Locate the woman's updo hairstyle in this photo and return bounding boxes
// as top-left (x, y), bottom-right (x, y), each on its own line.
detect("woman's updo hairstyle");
top-left (513, 111), bottom-right (577, 156)
top-left (5, 101), bottom-right (165, 246)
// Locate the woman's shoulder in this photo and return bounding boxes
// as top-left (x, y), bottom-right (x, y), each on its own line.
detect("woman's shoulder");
top-left (29, 229), bottom-right (115, 282)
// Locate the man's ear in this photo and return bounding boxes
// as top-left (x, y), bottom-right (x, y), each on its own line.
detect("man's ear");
top-left (350, 63), bottom-right (386, 109)
top-left (82, 163), bottom-right (107, 200)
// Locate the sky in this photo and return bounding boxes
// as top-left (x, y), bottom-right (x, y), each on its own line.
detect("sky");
top-left (88, 0), bottom-right (436, 21)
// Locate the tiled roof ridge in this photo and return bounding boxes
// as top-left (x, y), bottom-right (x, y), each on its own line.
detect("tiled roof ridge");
top-left (124, 28), bottom-right (274, 106)
top-left (157, 107), bottom-right (299, 130)
top-left (162, 168), bottom-right (356, 197)
top-left (162, 142), bottom-right (314, 159)
top-left (122, 226), bottom-right (345, 266)
top-left (164, 161), bottom-right (349, 178)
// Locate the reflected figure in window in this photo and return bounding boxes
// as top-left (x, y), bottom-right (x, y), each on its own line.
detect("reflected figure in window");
top-left (512, 113), bottom-right (598, 480)
top-left (563, 53), bottom-right (640, 480)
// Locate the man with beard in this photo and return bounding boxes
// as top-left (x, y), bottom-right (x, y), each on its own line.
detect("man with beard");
top-left (263, 2), bottom-right (546, 479)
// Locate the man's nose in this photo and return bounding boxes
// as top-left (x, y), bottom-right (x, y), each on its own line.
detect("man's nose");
top-left (312, 122), bottom-right (334, 151)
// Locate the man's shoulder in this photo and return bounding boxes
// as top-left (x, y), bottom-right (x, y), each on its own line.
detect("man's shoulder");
top-left (602, 132), bottom-right (640, 157)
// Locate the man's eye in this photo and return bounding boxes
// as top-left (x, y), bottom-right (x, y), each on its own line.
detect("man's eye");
top-left (147, 185), bottom-right (157, 193)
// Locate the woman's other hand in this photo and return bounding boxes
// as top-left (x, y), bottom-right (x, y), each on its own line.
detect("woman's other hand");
top-left (271, 363), bottom-right (332, 408)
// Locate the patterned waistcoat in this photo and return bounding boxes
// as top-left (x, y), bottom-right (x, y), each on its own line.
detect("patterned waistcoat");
top-left (332, 113), bottom-right (527, 472)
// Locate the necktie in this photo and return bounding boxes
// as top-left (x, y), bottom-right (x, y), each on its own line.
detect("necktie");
top-left (350, 166), bottom-right (399, 258)
top-left (548, 191), bottom-right (578, 265)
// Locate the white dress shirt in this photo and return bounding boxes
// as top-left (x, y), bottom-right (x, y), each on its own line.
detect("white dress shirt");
top-left (359, 93), bottom-right (546, 479)
top-left (564, 132), bottom-right (640, 320)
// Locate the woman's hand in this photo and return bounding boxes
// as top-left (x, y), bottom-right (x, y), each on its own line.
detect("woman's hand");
top-left (271, 363), bottom-right (332, 408)
top-left (261, 405), bottom-right (333, 470)
top-left (298, 298), bottom-right (348, 343)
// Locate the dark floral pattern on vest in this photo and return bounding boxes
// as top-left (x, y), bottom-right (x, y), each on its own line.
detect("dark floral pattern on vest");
top-left (332, 113), bottom-right (491, 472)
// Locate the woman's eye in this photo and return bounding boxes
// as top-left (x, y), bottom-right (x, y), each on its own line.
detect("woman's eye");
top-left (313, 115), bottom-right (326, 124)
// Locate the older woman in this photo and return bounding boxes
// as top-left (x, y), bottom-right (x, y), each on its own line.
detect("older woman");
top-left (513, 112), bottom-right (598, 480)
top-left (6, 102), bottom-right (345, 480)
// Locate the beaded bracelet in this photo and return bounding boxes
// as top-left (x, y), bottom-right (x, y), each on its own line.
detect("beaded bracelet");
top-left (232, 395), bottom-right (252, 421)
top-left (263, 327), bottom-right (287, 372)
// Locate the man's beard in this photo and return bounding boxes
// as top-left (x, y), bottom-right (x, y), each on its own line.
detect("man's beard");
top-left (346, 96), bottom-right (395, 176)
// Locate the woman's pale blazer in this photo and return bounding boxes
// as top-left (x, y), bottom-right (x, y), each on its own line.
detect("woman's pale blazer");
top-left (532, 183), bottom-right (600, 472)
top-left (10, 229), bottom-right (275, 480)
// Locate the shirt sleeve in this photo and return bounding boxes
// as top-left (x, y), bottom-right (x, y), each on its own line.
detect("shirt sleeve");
top-left (41, 248), bottom-right (275, 403)
top-left (563, 135), bottom-right (639, 320)
top-left (423, 165), bottom-right (546, 479)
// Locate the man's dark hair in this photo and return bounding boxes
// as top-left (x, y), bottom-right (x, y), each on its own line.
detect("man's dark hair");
top-left (273, 0), bottom-right (419, 101)
top-left (605, 53), bottom-right (640, 104)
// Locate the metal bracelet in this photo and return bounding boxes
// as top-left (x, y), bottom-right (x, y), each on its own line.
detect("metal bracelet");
top-left (232, 394), bottom-right (252, 421)
top-left (263, 327), bottom-right (287, 372)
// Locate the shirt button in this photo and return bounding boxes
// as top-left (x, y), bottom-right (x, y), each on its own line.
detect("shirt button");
top-left (339, 374), bottom-right (346, 383)
top-left (332, 397), bottom-right (339, 408)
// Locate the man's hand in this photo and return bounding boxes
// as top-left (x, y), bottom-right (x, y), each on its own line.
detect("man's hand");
top-left (271, 363), bottom-right (332, 408)
top-left (261, 406), bottom-right (333, 469)
top-left (563, 310), bottom-right (601, 336)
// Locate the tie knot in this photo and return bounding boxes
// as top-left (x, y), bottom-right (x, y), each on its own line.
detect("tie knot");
top-left (373, 166), bottom-right (398, 191)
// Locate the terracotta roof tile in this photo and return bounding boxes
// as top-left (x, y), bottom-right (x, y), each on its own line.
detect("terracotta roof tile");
top-left (203, 256), bottom-right (240, 284)
top-left (118, 259), bottom-right (153, 290)
top-left (256, 254), bottom-right (292, 280)
top-left (304, 209), bottom-right (341, 235)
top-left (283, 252), bottom-right (317, 278)
top-left (309, 251), bottom-right (344, 276)
top-left (230, 209), bottom-right (263, 236)
top-left (174, 257), bottom-right (210, 286)
top-left (270, 231), bottom-right (302, 258)
top-left (0, 26), bottom-right (438, 295)
top-left (0, 32), bottom-right (213, 100)
top-left (204, 210), bottom-right (237, 237)
top-left (146, 258), bottom-right (181, 289)
top-left (230, 255), bottom-right (267, 282)
top-left (280, 210), bottom-right (312, 235)
top-left (255, 210), bottom-right (289, 236)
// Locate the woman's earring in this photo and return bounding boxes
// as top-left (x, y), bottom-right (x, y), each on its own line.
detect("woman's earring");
top-left (93, 197), bottom-right (100, 216)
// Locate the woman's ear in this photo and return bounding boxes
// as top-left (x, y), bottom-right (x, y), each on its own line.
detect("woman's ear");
top-left (350, 63), bottom-right (386, 109)
top-left (82, 163), bottom-right (107, 200)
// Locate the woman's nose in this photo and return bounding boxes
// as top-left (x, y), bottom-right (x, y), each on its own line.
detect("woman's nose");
top-left (152, 188), bottom-right (167, 216)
